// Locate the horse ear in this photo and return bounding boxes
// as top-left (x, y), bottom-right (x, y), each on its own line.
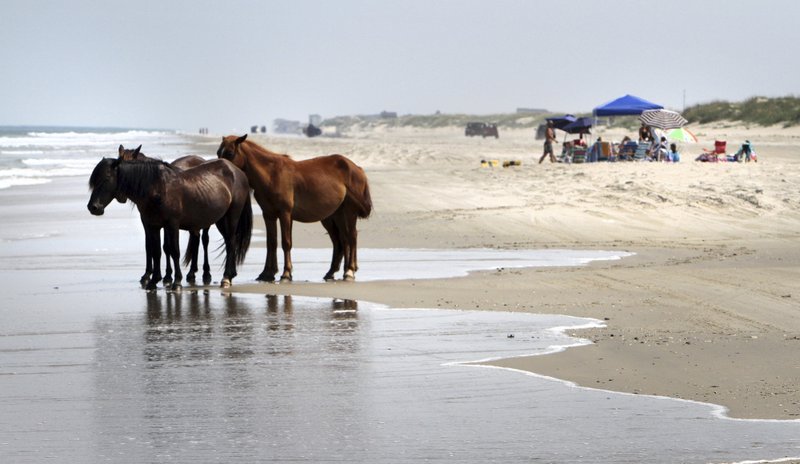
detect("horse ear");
top-left (236, 134), bottom-right (247, 145)
top-left (134, 145), bottom-right (142, 155)
top-left (118, 144), bottom-right (124, 156)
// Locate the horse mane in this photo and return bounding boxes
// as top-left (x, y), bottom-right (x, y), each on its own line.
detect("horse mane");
top-left (117, 160), bottom-right (174, 199)
top-left (242, 139), bottom-right (291, 160)
top-left (89, 158), bottom-right (116, 189)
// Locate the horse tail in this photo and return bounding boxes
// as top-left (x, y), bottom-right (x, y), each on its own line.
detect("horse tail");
top-left (233, 194), bottom-right (253, 266)
top-left (346, 166), bottom-right (373, 219)
top-left (182, 233), bottom-right (199, 267)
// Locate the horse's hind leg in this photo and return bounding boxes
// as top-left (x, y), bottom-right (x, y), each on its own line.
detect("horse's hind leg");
top-left (217, 217), bottom-right (237, 288)
top-left (321, 217), bottom-right (343, 281)
top-left (162, 230), bottom-right (173, 287)
top-left (185, 232), bottom-right (200, 285)
top-left (201, 227), bottom-right (212, 285)
top-left (346, 209), bottom-right (361, 281)
top-left (145, 225), bottom-right (163, 291)
top-left (334, 209), bottom-right (358, 281)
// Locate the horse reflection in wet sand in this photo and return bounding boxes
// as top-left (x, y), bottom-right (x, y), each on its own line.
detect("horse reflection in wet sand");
top-left (117, 145), bottom-right (214, 286)
top-left (216, 134), bottom-right (372, 282)
top-left (87, 155), bottom-right (252, 290)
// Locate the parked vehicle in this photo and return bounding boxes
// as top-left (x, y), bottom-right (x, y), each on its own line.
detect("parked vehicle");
top-left (465, 122), bottom-right (499, 138)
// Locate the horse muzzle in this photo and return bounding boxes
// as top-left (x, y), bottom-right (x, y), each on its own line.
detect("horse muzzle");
top-left (88, 203), bottom-right (105, 216)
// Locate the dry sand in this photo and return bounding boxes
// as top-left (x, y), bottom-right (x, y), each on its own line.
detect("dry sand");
top-left (230, 123), bottom-right (800, 420)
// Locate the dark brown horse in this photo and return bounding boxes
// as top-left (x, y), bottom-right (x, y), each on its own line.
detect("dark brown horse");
top-left (88, 157), bottom-right (252, 290)
top-left (118, 145), bottom-right (213, 286)
top-left (216, 134), bottom-right (372, 282)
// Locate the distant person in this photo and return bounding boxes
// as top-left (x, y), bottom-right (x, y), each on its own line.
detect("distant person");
top-left (651, 136), bottom-right (667, 161)
top-left (666, 143), bottom-right (680, 162)
top-left (638, 123), bottom-right (652, 142)
top-left (588, 137), bottom-right (603, 162)
top-left (735, 140), bottom-right (756, 162)
top-left (539, 120), bottom-right (558, 164)
top-left (560, 140), bottom-right (573, 163)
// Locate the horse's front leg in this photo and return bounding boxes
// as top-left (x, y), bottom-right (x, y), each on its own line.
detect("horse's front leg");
top-left (256, 215), bottom-right (279, 282)
top-left (164, 226), bottom-right (182, 291)
top-left (279, 212), bottom-right (293, 282)
top-left (145, 225), bottom-right (163, 291)
top-left (140, 222), bottom-right (154, 287)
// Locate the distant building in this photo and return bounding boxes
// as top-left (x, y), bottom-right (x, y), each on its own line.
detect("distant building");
top-left (380, 111), bottom-right (398, 119)
top-left (516, 108), bottom-right (549, 114)
top-left (273, 119), bottom-right (302, 134)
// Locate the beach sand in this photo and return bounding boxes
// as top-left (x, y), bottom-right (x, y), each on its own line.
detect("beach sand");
top-left (231, 123), bottom-right (800, 420)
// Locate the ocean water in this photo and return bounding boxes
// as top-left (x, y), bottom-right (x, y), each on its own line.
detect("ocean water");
top-left (1, 128), bottom-right (799, 463)
top-left (0, 126), bottom-right (210, 189)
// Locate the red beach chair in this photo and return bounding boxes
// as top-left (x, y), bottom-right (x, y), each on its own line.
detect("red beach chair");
top-left (702, 140), bottom-right (727, 162)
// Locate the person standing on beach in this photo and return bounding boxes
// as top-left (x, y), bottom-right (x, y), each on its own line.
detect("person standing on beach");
top-left (539, 120), bottom-right (558, 164)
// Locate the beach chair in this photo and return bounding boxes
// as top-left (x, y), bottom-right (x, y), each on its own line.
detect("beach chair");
top-left (571, 147), bottom-right (587, 163)
top-left (702, 140), bottom-right (727, 162)
top-left (633, 142), bottom-right (650, 161)
top-left (617, 141), bottom-right (638, 161)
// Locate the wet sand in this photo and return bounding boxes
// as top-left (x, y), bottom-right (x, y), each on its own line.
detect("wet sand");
top-left (3, 270), bottom-right (800, 463)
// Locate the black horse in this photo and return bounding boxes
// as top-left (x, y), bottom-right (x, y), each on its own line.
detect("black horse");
top-left (118, 145), bottom-right (213, 286)
top-left (88, 157), bottom-right (252, 290)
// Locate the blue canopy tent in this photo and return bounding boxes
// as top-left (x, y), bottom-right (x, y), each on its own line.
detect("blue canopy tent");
top-left (593, 94), bottom-right (663, 117)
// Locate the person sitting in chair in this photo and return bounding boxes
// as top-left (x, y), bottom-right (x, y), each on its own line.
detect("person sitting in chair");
top-left (651, 136), bottom-right (667, 161)
top-left (666, 143), bottom-right (680, 162)
top-left (638, 123), bottom-right (652, 142)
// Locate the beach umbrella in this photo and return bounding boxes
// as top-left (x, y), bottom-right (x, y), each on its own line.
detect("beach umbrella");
top-left (666, 127), bottom-right (698, 143)
top-left (546, 114), bottom-right (577, 130)
top-left (562, 117), bottom-right (593, 134)
top-left (639, 109), bottom-right (688, 130)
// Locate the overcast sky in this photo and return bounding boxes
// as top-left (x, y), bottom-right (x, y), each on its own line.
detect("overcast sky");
top-left (2, 0), bottom-right (799, 131)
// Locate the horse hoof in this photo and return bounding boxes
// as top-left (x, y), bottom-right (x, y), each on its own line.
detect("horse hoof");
top-left (145, 282), bottom-right (158, 291)
top-left (343, 272), bottom-right (355, 282)
top-left (280, 276), bottom-right (292, 283)
top-left (203, 275), bottom-right (212, 285)
top-left (256, 273), bottom-right (276, 282)
top-left (221, 278), bottom-right (232, 289)
top-left (170, 283), bottom-right (182, 292)
top-left (162, 278), bottom-right (173, 287)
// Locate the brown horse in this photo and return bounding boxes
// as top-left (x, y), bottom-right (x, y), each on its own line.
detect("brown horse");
top-left (118, 145), bottom-right (213, 286)
top-left (216, 134), bottom-right (372, 282)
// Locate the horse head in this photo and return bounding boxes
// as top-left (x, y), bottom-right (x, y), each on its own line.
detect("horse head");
top-left (216, 134), bottom-right (248, 169)
top-left (87, 158), bottom-right (125, 215)
top-left (118, 144), bottom-right (144, 161)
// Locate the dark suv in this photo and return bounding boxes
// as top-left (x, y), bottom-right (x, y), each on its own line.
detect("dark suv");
top-left (465, 122), bottom-right (499, 138)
